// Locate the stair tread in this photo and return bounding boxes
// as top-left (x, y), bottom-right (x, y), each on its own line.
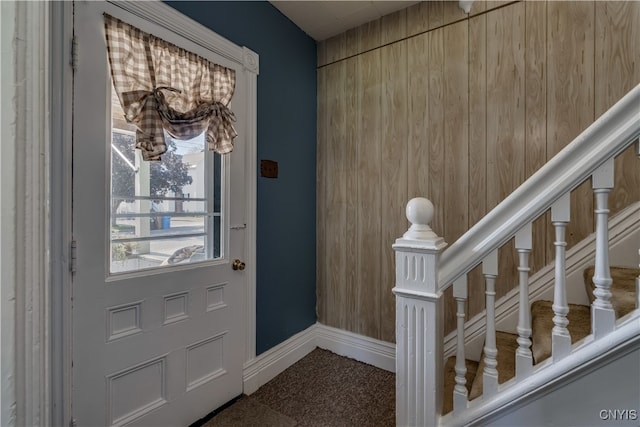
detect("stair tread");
top-left (468, 331), bottom-right (519, 401)
top-left (584, 266), bottom-right (639, 318)
top-left (443, 357), bottom-right (479, 415)
top-left (530, 300), bottom-right (591, 365)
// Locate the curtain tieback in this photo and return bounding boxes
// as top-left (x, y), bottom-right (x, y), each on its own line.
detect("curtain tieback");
top-left (121, 86), bottom-right (238, 159)
top-left (121, 87), bottom-right (179, 122)
top-left (124, 86), bottom-right (235, 126)
top-left (154, 86), bottom-right (180, 93)
top-left (209, 102), bottom-right (236, 123)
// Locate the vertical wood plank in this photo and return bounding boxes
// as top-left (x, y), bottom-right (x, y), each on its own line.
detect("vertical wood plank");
top-left (381, 9), bottom-right (407, 45)
top-left (525, 1), bottom-right (548, 275)
top-left (428, 1), bottom-right (444, 30)
top-left (345, 57), bottom-right (359, 332)
top-left (426, 27), bottom-right (448, 333)
top-left (407, 2), bottom-right (430, 37)
top-left (380, 40), bottom-right (408, 342)
top-left (356, 49), bottom-right (382, 337)
top-left (468, 14), bottom-right (487, 234)
top-left (470, 1), bottom-right (487, 17)
top-left (316, 66), bottom-right (327, 324)
top-left (468, 13), bottom-right (487, 320)
top-left (547, 0), bottom-right (595, 253)
top-left (486, 2), bottom-right (526, 212)
top-left (408, 33), bottom-right (430, 199)
top-left (427, 24), bottom-right (450, 340)
top-left (358, 19), bottom-right (382, 54)
top-left (443, 0), bottom-right (468, 27)
top-left (443, 21), bottom-right (469, 333)
top-left (595, 1), bottom-right (640, 216)
top-left (428, 28), bottom-right (445, 238)
top-left (486, 2), bottom-right (526, 300)
top-left (346, 27), bottom-right (359, 58)
top-left (486, 1), bottom-right (518, 13)
top-left (325, 61), bottom-right (347, 329)
top-left (326, 32), bottom-right (347, 64)
top-left (443, 21), bottom-right (469, 246)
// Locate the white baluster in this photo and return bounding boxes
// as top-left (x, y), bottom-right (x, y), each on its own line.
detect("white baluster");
top-left (515, 223), bottom-right (533, 378)
top-left (591, 158), bottom-right (616, 338)
top-left (453, 275), bottom-right (468, 412)
top-left (482, 250), bottom-right (499, 397)
top-left (393, 198), bottom-right (447, 427)
top-left (551, 193), bottom-right (571, 361)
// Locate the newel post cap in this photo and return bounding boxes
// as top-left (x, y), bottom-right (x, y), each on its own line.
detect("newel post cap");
top-left (393, 198), bottom-right (447, 251)
top-left (404, 197), bottom-right (438, 239)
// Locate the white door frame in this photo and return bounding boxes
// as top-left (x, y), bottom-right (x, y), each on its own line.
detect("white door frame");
top-left (2, 1), bottom-right (55, 426)
top-left (47, 2), bottom-right (257, 426)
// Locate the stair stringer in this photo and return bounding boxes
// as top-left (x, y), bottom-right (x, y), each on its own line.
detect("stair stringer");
top-left (444, 201), bottom-right (640, 362)
top-left (441, 315), bottom-right (640, 426)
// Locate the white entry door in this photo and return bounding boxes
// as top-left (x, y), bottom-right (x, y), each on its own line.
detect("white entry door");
top-left (72, 2), bottom-right (250, 425)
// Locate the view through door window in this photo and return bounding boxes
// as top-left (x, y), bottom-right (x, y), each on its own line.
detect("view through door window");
top-left (110, 87), bottom-right (223, 274)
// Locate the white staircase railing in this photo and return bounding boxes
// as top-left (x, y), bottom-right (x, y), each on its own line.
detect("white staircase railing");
top-left (393, 84), bottom-right (640, 426)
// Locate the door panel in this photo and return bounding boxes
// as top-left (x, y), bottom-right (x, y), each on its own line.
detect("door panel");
top-left (72, 2), bottom-right (246, 425)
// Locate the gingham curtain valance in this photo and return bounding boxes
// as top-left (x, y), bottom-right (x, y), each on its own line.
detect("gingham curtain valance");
top-left (104, 14), bottom-right (238, 161)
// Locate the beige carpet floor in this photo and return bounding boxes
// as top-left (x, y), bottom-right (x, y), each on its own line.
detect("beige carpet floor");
top-left (203, 397), bottom-right (297, 427)
top-left (201, 348), bottom-right (395, 427)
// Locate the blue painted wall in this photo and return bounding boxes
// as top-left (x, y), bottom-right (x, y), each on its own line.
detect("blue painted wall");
top-left (166, 1), bottom-right (317, 355)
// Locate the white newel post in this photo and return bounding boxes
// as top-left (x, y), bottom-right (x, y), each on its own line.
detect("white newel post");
top-left (393, 198), bottom-right (447, 427)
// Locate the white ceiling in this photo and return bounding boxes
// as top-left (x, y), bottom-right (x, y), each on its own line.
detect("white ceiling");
top-left (270, 1), bottom-right (421, 41)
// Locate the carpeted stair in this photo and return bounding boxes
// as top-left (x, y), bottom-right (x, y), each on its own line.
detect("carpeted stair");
top-left (530, 301), bottom-right (591, 364)
top-left (443, 266), bottom-right (639, 414)
top-left (583, 266), bottom-right (639, 319)
top-left (467, 331), bottom-right (519, 401)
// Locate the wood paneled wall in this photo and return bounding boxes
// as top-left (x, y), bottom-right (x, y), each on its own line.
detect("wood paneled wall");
top-left (317, 1), bottom-right (640, 341)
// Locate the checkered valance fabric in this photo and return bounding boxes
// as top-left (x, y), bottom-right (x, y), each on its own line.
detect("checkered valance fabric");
top-left (104, 14), bottom-right (238, 161)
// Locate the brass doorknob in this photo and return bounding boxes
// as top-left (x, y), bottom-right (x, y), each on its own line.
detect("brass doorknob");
top-left (232, 259), bottom-right (246, 271)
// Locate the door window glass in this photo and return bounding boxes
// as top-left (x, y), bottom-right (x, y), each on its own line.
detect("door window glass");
top-left (110, 87), bottom-right (223, 274)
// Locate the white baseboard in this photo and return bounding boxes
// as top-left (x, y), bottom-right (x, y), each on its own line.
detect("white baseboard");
top-left (315, 323), bottom-right (396, 373)
top-left (242, 323), bottom-right (396, 394)
top-left (242, 325), bottom-right (317, 394)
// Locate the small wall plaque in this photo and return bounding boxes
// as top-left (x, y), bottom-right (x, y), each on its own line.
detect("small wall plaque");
top-left (261, 159), bottom-right (278, 178)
